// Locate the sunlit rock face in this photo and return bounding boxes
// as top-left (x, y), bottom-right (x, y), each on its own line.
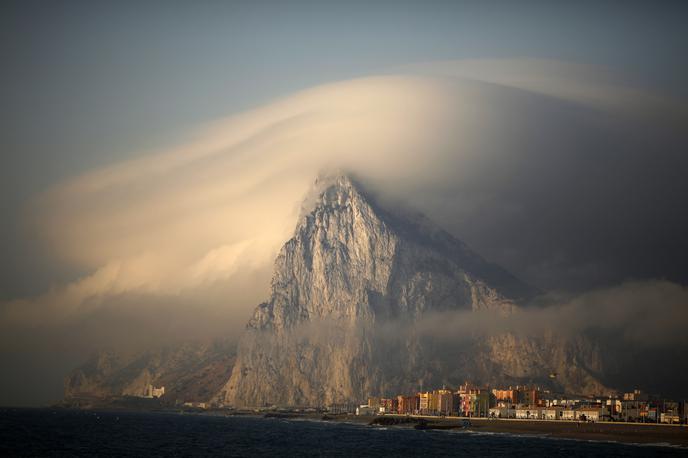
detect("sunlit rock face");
top-left (219, 175), bottom-right (606, 407)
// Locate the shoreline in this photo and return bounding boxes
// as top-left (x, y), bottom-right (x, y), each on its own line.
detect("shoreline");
top-left (378, 414), bottom-right (688, 447)
top-left (15, 405), bottom-right (688, 448)
top-left (455, 418), bottom-right (688, 446)
top-left (277, 412), bottom-right (688, 448)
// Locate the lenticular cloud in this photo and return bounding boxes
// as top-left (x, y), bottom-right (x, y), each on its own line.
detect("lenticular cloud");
top-left (4, 59), bottom-right (683, 331)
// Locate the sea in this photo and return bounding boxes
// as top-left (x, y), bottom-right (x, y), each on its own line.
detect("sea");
top-left (1, 408), bottom-right (686, 457)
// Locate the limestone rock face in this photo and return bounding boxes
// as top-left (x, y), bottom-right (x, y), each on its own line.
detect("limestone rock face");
top-left (65, 340), bottom-right (236, 403)
top-left (219, 175), bottom-right (607, 407)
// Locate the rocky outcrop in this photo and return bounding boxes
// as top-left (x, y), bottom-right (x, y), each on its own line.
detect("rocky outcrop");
top-left (65, 340), bottom-right (235, 403)
top-left (218, 175), bottom-right (609, 407)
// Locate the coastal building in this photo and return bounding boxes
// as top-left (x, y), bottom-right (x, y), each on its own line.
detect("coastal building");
top-left (457, 383), bottom-right (492, 417)
top-left (419, 392), bottom-right (432, 415)
top-left (435, 389), bottom-right (454, 416)
top-left (356, 405), bottom-right (376, 416)
top-left (379, 398), bottom-right (398, 414)
top-left (492, 388), bottom-right (517, 404)
top-left (459, 391), bottom-right (476, 416)
top-left (660, 401), bottom-right (679, 424)
top-left (183, 401), bottom-right (208, 409)
top-left (398, 395), bottom-right (419, 415)
top-left (375, 384), bottom-right (681, 424)
top-left (620, 400), bottom-right (644, 422)
top-left (605, 398), bottom-right (622, 419)
top-left (489, 406), bottom-right (515, 418)
top-left (561, 409), bottom-right (576, 421)
top-left (576, 407), bottom-right (606, 422)
top-left (143, 384), bottom-right (165, 398)
top-left (661, 413), bottom-right (680, 424)
top-left (457, 384), bottom-right (475, 416)
top-left (542, 407), bottom-right (563, 420)
top-left (328, 403), bottom-right (358, 414)
top-left (516, 408), bottom-right (538, 419)
top-left (517, 386), bottom-right (539, 406)
top-left (429, 390), bottom-right (441, 413)
top-left (642, 407), bottom-right (658, 422)
top-left (473, 391), bottom-right (492, 417)
top-left (552, 397), bottom-right (583, 408)
top-left (623, 389), bottom-right (648, 401)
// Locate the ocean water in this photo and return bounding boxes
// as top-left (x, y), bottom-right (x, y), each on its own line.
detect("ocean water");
top-left (0, 408), bottom-right (686, 457)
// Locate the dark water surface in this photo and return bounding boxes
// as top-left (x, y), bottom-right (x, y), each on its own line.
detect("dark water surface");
top-left (1, 408), bottom-right (686, 457)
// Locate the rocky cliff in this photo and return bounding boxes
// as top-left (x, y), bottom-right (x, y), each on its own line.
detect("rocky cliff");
top-left (218, 175), bottom-right (607, 407)
top-left (65, 340), bottom-right (235, 404)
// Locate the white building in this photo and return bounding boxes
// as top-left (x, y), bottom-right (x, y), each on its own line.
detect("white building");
top-left (576, 407), bottom-right (606, 422)
top-left (183, 401), bottom-right (208, 409)
top-left (661, 413), bottom-right (680, 424)
top-left (142, 384), bottom-right (165, 398)
top-left (541, 407), bottom-right (563, 420)
top-left (356, 405), bottom-right (376, 416)
top-left (489, 407), bottom-right (515, 418)
top-left (561, 409), bottom-right (576, 421)
top-left (515, 408), bottom-right (539, 419)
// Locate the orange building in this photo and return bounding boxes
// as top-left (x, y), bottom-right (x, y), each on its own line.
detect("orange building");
top-left (397, 395), bottom-right (419, 414)
top-left (492, 388), bottom-right (518, 404)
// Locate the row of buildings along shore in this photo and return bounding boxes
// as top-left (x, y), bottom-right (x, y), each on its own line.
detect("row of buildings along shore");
top-left (339, 384), bottom-right (688, 424)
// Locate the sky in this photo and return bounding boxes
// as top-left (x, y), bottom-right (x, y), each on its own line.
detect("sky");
top-left (0, 1), bottom-right (687, 406)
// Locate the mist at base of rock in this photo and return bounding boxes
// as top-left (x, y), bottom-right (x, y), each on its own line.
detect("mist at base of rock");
top-left (64, 339), bottom-right (236, 405)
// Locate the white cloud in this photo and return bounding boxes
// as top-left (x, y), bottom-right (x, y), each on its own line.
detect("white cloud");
top-left (3, 59), bottom-right (682, 332)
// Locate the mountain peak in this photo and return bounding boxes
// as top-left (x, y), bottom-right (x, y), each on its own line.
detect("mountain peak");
top-left (216, 174), bottom-right (594, 408)
top-left (296, 172), bottom-right (538, 303)
top-left (297, 172), bottom-right (361, 224)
